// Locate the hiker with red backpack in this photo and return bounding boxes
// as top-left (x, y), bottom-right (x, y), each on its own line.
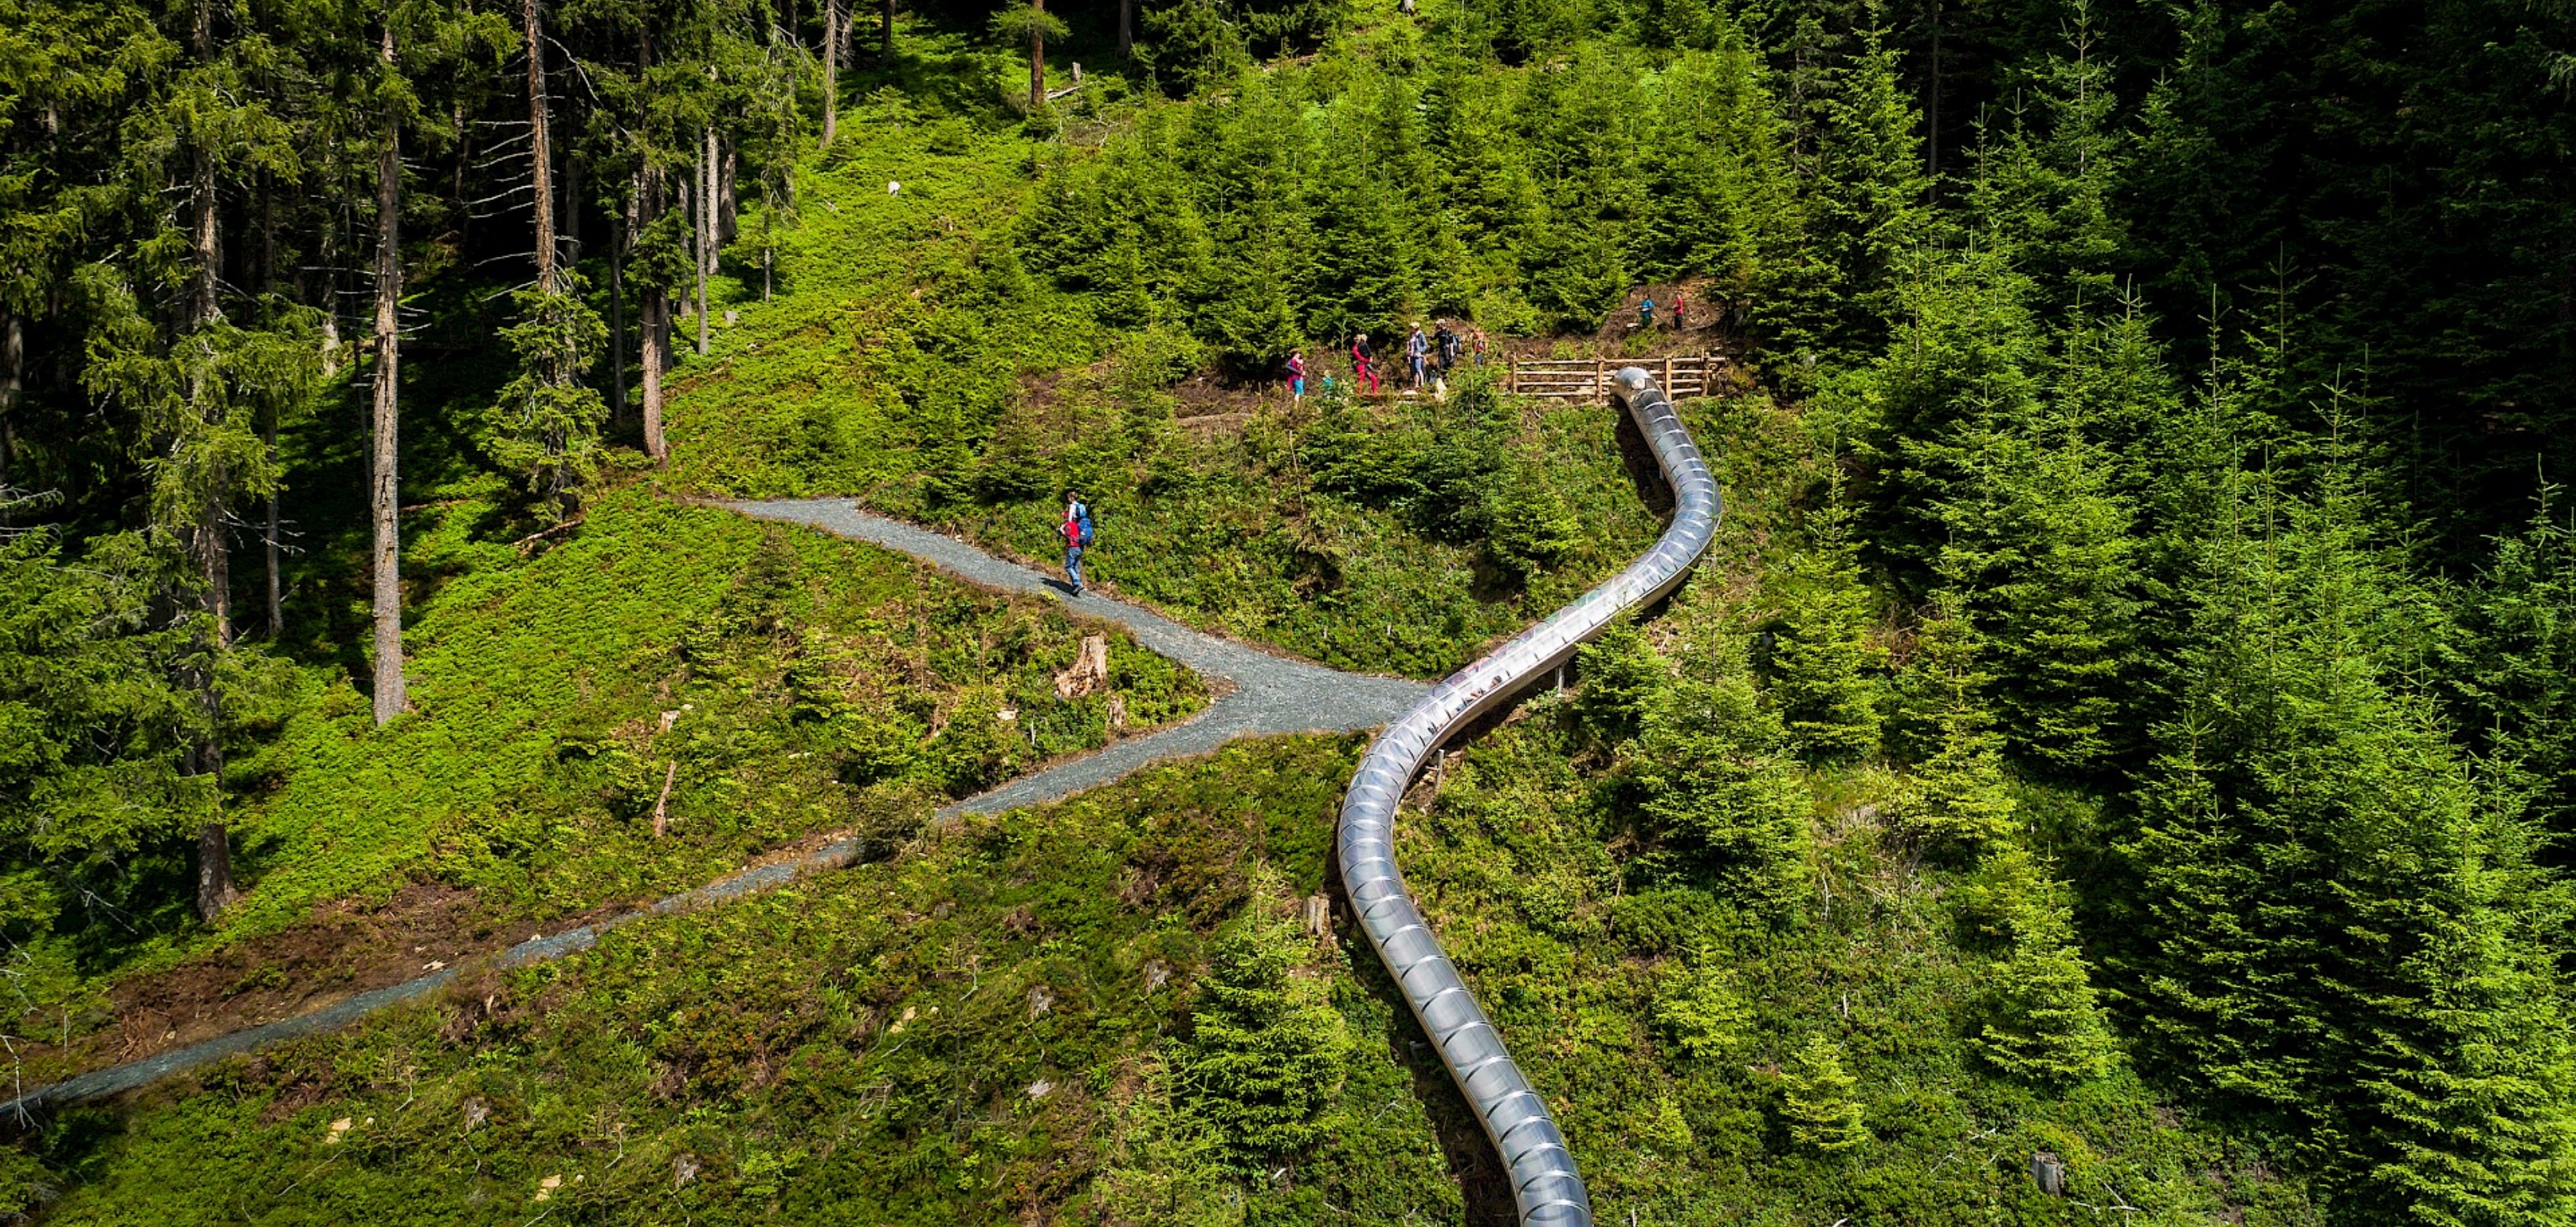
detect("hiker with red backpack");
top-left (1286, 350), bottom-right (1307, 403)
top-left (1062, 492), bottom-right (1094, 597)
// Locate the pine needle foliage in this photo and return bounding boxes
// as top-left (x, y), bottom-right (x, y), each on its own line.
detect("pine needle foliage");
top-left (1175, 871), bottom-right (1354, 1166)
top-left (1585, 624), bottom-right (1812, 917)
top-left (1653, 937), bottom-right (1753, 1061)
top-left (1766, 488), bottom-right (1885, 762)
top-left (1887, 590), bottom-right (2017, 854)
top-left (2119, 464), bottom-right (2576, 1225)
top-left (1779, 1033), bottom-right (1868, 1153)
top-left (2453, 489), bottom-right (2576, 863)
top-left (1953, 844), bottom-right (2118, 1086)
top-left (488, 278), bottom-right (610, 526)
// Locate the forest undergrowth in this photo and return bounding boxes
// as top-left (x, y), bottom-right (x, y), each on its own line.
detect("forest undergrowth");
top-left (3, 482), bottom-right (1204, 1090)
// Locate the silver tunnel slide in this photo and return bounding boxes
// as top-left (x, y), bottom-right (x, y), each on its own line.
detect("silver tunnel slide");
top-left (1336, 368), bottom-right (1720, 1227)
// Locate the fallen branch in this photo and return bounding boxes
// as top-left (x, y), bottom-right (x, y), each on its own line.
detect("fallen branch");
top-left (651, 761), bottom-right (678, 837)
top-left (512, 518), bottom-right (585, 550)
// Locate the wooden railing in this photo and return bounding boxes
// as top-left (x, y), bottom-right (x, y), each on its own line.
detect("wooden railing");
top-left (1505, 354), bottom-right (1721, 401)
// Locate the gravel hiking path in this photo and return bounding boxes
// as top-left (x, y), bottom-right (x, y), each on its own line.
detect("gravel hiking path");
top-left (5, 499), bottom-right (1428, 1119)
top-left (726, 498), bottom-right (1431, 815)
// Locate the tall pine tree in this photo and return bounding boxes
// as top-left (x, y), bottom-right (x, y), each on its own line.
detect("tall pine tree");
top-left (2119, 462), bottom-right (2576, 1225)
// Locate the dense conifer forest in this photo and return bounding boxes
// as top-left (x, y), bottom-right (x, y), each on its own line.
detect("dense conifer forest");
top-left (1, 0), bottom-right (2572, 1221)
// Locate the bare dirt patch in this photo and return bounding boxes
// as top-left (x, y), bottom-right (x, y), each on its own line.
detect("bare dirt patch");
top-left (21, 883), bottom-right (624, 1087)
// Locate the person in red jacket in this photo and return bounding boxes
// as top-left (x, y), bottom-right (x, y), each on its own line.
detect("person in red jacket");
top-left (1351, 332), bottom-right (1378, 395)
top-left (1061, 492), bottom-right (1090, 597)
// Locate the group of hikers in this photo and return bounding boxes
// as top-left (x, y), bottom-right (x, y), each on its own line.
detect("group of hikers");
top-left (1283, 294), bottom-right (1690, 404)
top-left (1068, 292), bottom-right (1699, 594)
top-left (1285, 319), bottom-right (1490, 404)
top-left (1638, 290), bottom-right (1688, 331)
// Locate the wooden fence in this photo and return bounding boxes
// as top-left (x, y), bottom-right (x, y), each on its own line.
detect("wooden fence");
top-left (1503, 354), bottom-right (1721, 401)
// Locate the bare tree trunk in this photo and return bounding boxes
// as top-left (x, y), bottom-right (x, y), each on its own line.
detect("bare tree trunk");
top-left (317, 213), bottom-right (341, 377)
top-left (1119, 0), bottom-right (1132, 58)
top-left (678, 180), bottom-right (695, 324)
top-left (453, 97), bottom-right (471, 253)
top-left (0, 310), bottom-right (20, 492)
top-left (371, 23), bottom-right (408, 729)
top-left (525, 0), bottom-right (557, 293)
top-left (1028, 0), bottom-right (1045, 110)
top-left (190, 0), bottom-right (236, 923)
top-left (643, 286), bottom-right (668, 457)
top-left (187, 0), bottom-right (222, 630)
top-left (258, 173), bottom-right (281, 637)
top-left (718, 138), bottom-right (737, 247)
top-left (611, 183), bottom-right (629, 426)
top-left (637, 31), bottom-right (667, 459)
top-left (640, 167), bottom-right (669, 460)
top-left (196, 773), bottom-right (235, 921)
top-left (881, 0), bottom-right (892, 56)
top-left (189, 156), bottom-right (219, 337)
top-left (697, 123), bottom-right (714, 356)
top-left (257, 171), bottom-right (276, 302)
top-left (821, 0), bottom-right (839, 146)
top-left (264, 424), bottom-right (280, 635)
top-left (563, 155), bottom-right (582, 268)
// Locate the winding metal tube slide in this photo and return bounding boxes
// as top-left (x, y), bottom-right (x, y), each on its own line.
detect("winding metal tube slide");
top-left (1337, 368), bottom-right (1720, 1227)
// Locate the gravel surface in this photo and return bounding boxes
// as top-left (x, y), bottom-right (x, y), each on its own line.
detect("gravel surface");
top-left (5, 498), bottom-right (1428, 1117)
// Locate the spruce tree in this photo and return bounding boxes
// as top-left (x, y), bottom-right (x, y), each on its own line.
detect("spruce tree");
top-left (2456, 491), bottom-right (2576, 858)
top-left (0, 530), bottom-right (201, 939)
top-left (2121, 466), bottom-right (2576, 1224)
top-left (1178, 877), bottom-right (1352, 1165)
top-left (1768, 484), bottom-right (1885, 762)
top-left (1957, 0), bottom-right (2127, 315)
top-left (1574, 620), bottom-right (1667, 748)
top-left (489, 277), bottom-right (610, 526)
top-left (1956, 845), bottom-right (2117, 1084)
top-left (1779, 1034), bottom-right (1867, 1153)
top-left (1635, 40), bottom-right (1799, 292)
top-left (1885, 590), bottom-right (2016, 852)
top-left (1933, 415), bottom-right (2138, 775)
top-left (1654, 939), bottom-right (1752, 1061)
top-left (1798, 22), bottom-right (1928, 360)
top-left (1855, 243), bottom-right (2047, 567)
top-left (1631, 638), bottom-right (1813, 919)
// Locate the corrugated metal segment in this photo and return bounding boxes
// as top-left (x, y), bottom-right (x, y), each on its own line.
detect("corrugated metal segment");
top-left (1337, 369), bottom-right (1720, 1227)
